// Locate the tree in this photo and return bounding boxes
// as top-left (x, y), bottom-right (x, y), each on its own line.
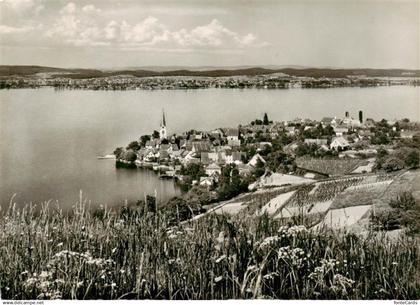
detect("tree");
top-left (371, 131), bottom-right (390, 145)
top-left (127, 141), bottom-right (140, 151)
top-left (123, 150), bottom-right (137, 162)
top-left (163, 196), bottom-right (203, 224)
top-left (152, 130), bottom-right (160, 139)
top-left (180, 163), bottom-right (205, 181)
top-left (253, 158), bottom-right (266, 177)
top-left (382, 157), bottom-right (404, 172)
top-left (263, 113), bottom-right (269, 125)
top-left (406, 150), bottom-right (419, 168)
top-left (140, 135), bottom-right (151, 147)
top-left (217, 164), bottom-right (248, 200)
top-left (113, 147), bottom-right (124, 159)
top-left (146, 195), bottom-right (156, 213)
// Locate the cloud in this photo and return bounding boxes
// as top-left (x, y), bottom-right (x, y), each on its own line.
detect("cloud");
top-left (0, 24), bottom-right (34, 34)
top-left (1, 0), bottom-right (35, 11)
top-left (45, 8), bottom-right (268, 51)
top-left (82, 4), bottom-right (101, 13)
top-left (60, 2), bottom-right (76, 15)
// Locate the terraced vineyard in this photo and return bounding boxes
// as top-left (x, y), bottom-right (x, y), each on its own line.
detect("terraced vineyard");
top-left (208, 171), bottom-right (415, 231)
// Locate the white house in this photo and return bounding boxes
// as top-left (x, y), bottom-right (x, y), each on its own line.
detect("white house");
top-left (248, 153), bottom-right (266, 167)
top-left (199, 176), bottom-right (214, 187)
top-left (205, 163), bottom-right (222, 176)
top-left (330, 137), bottom-right (350, 151)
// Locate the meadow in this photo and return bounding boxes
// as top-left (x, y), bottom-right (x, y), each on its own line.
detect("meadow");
top-left (0, 197), bottom-right (418, 300)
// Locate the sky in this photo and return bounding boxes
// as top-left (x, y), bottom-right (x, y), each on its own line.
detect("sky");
top-left (0, 0), bottom-right (419, 69)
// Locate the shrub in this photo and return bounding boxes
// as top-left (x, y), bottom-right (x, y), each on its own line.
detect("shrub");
top-left (370, 192), bottom-right (420, 236)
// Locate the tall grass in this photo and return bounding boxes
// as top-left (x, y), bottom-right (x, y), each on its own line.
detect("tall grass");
top-left (0, 197), bottom-right (418, 300)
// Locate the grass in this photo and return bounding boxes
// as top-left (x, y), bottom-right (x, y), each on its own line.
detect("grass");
top-left (0, 197), bottom-right (418, 300)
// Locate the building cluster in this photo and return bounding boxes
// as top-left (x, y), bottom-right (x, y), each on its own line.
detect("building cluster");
top-left (1, 74), bottom-right (419, 90)
top-left (120, 108), bottom-right (418, 189)
top-left (133, 111), bottom-right (259, 186)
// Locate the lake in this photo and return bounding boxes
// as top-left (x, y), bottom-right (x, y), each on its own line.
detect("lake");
top-left (0, 86), bottom-right (419, 210)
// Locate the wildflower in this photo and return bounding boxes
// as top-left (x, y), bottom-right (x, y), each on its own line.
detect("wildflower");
top-left (57, 242), bottom-right (63, 247)
top-left (259, 236), bottom-right (280, 249)
top-left (263, 272), bottom-right (278, 280)
top-left (112, 247), bottom-right (117, 254)
top-left (215, 255), bottom-right (226, 263)
top-left (278, 225), bottom-right (308, 237)
top-left (392, 262), bottom-right (398, 266)
top-left (216, 231), bottom-right (225, 244)
top-left (214, 276), bottom-right (223, 283)
top-left (39, 271), bottom-right (50, 278)
top-left (111, 283), bottom-right (117, 288)
top-left (21, 271), bottom-right (28, 275)
top-left (334, 274), bottom-right (355, 287)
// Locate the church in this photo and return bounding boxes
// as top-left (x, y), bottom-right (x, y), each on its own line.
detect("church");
top-left (159, 109), bottom-right (167, 140)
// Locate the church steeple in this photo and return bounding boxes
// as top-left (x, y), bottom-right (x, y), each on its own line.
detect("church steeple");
top-left (161, 109), bottom-right (166, 127)
top-left (159, 109), bottom-right (167, 140)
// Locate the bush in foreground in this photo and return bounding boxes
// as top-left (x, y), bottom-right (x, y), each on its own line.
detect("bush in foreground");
top-left (0, 201), bottom-right (418, 300)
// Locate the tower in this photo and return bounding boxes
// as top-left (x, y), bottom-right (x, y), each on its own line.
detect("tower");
top-left (359, 110), bottom-right (363, 124)
top-left (159, 109), bottom-right (167, 140)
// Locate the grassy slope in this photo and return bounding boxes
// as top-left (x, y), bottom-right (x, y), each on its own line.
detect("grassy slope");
top-left (0, 201), bottom-right (418, 300)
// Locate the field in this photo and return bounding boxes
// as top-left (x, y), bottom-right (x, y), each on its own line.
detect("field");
top-left (0, 198), bottom-right (418, 300)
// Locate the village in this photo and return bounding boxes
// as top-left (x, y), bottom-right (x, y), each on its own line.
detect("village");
top-left (2, 72), bottom-right (420, 90)
top-left (113, 110), bottom-right (419, 206)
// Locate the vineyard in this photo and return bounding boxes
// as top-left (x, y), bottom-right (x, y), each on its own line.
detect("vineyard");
top-left (208, 171), bottom-right (412, 232)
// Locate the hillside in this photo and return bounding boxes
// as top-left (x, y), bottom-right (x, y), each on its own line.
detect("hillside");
top-left (200, 169), bottom-right (420, 233)
top-left (1, 65), bottom-right (419, 79)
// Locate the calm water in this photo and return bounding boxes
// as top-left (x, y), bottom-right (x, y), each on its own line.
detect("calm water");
top-left (0, 86), bottom-right (419, 210)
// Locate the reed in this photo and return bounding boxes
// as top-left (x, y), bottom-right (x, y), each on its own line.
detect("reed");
top-left (0, 196), bottom-right (418, 300)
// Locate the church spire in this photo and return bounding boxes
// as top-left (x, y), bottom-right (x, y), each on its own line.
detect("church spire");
top-left (161, 109), bottom-right (166, 127)
top-left (159, 109), bottom-right (167, 140)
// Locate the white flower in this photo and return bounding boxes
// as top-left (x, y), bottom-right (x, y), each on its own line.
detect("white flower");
top-left (214, 276), bottom-right (223, 283)
top-left (215, 255), bottom-right (226, 263)
top-left (259, 236), bottom-right (280, 249)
